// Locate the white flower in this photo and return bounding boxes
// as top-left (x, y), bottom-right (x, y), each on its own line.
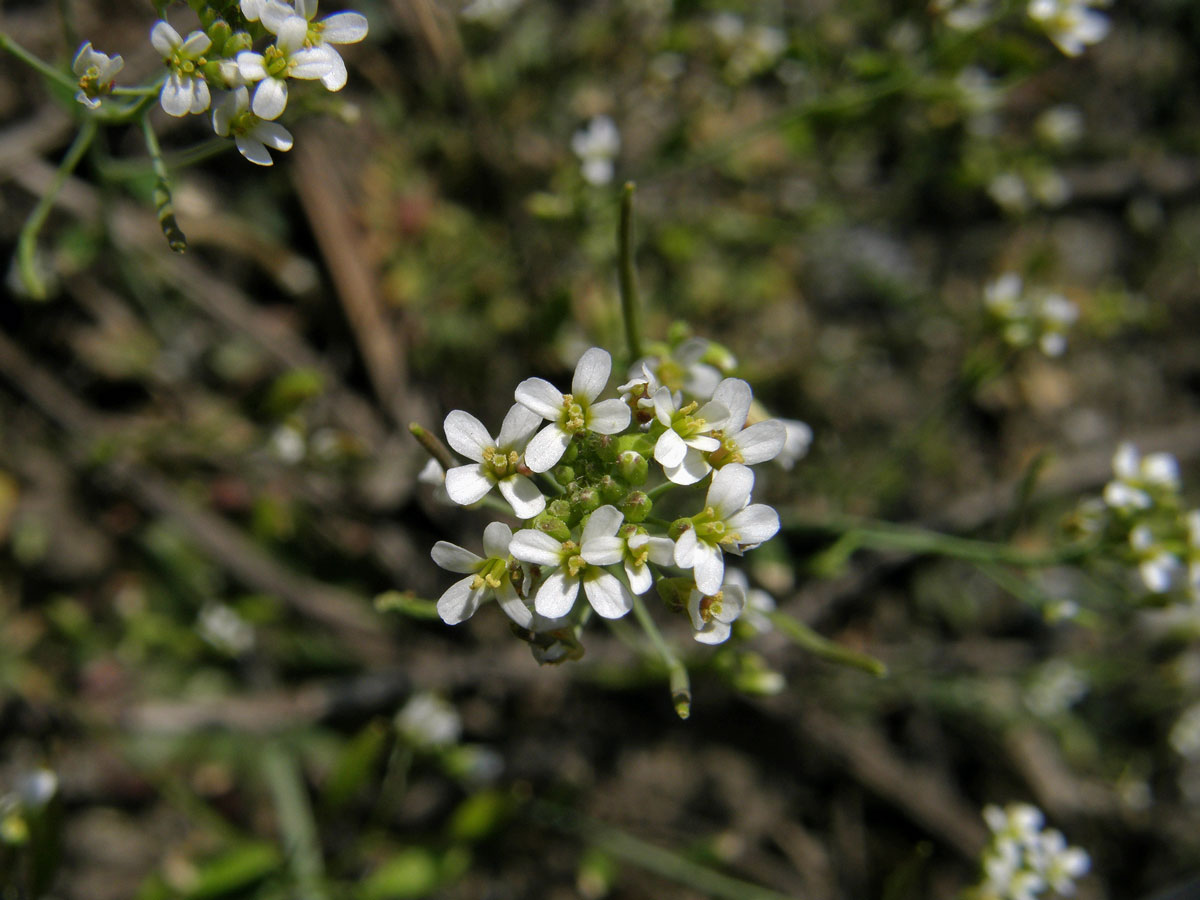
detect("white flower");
top-left (571, 115), bottom-right (620, 187)
top-left (1035, 829), bottom-right (1090, 895)
top-left (265, 0), bottom-right (369, 91)
top-left (396, 693), bottom-right (461, 748)
top-left (151, 21), bottom-right (213, 116)
top-left (579, 504), bottom-right (675, 595)
top-left (212, 87), bottom-right (295, 166)
top-left (722, 568), bottom-right (775, 633)
top-left (1103, 442), bottom-right (1180, 511)
top-left (707, 378), bottom-right (787, 470)
top-left (1170, 702), bottom-right (1200, 759)
top-left (618, 362), bottom-right (666, 426)
top-left (514, 347), bottom-right (631, 473)
top-left (72, 42), bottom-right (124, 109)
top-left (1035, 291), bottom-right (1078, 356)
top-left (198, 602), bottom-right (256, 654)
top-left (687, 574), bottom-right (747, 644)
top-left (673, 463), bottom-right (780, 595)
top-left (417, 457), bottom-right (451, 505)
top-left (442, 405), bottom-right (545, 519)
top-left (631, 337), bottom-right (735, 401)
top-left (1130, 525), bottom-right (1181, 593)
top-left (236, 13), bottom-right (334, 120)
top-left (933, 0), bottom-right (997, 30)
top-left (509, 527), bottom-right (634, 620)
top-left (241, 0), bottom-right (272, 21)
top-left (651, 386), bottom-right (728, 485)
top-left (1027, 0), bottom-right (1111, 57)
top-left (431, 521), bottom-right (532, 626)
top-left (776, 418), bottom-right (813, 470)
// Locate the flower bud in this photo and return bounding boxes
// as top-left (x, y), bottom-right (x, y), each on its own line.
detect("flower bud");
top-left (207, 18), bottom-right (232, 49)
top-left (221, 30), bottom-right (253, 56)
top-left (655, 576), bottom-right (694, 612)
top-left (548, 499), bottom-right (572, 521)
top-left (597, 474), bottom-right (624, 504)
top-left (668, 516), bottom-right (693, 541)
top-left (617, 450), bottom-right (648, 485)
top-left (532, 512), bottom-right (571, 543)
top-left (553, 464), bottom-right (575, 485)
top-left (572, 486), bottom-right (601, 516)
top-left (618, 490), bottom-right (651, 523)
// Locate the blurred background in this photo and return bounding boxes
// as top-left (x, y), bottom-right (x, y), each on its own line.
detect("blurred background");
top-left (3, 0), bottom-right (1200, 897)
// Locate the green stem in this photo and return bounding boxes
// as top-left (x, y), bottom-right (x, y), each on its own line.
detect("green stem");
top-left (629, 592), bottom-right (690, 719)
top-left (646, 480), bottom-right (675, 502)
top-left (530, 801), bottom-right (802, 900)
top-left (141, 115), bottom-right (188, 252)
top-left (260, 742), bottom-right (329, 900)
top-left (408, 421), bottom-right (456, 471)
top-left (767, 610), bottom-right (887, 677)
top-left (15, 118), bottom-right (97, 300)
top-left (617, 181), bottom-right (643, 362)
top-left (0, 31), bottom-right (77, 92)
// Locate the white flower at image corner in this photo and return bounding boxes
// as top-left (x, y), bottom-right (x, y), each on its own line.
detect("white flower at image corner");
top-left (72, 42), bottom-right (124, 109)
top-left (579, 504), bottom-right (675, 595)
top-left (571, 115), bottom-right (621, 187)
top-left (212, 87), bottom-right (295, 166)
top-left (707, 378), bottom-right (787, 471)
top-left (509, 527), bottom-right (634, 620)
top-left (1027, 0), bottom-right (1111, 57)
top-left (237, 12), bottom-right (334, 120)
top-left (674, 463), bottom-right (781, 595)
top-left (442, 405), bottom-right (545, 519)
top-left (1103, 442), bottom-right (1181, 511)
top-left (514, 347), bottom-right (631, 473)
top-left (261, 0), bottom-right (370, 91)
top-left (687, 574), bottom-right (747, 644)
top-left (650, 386), bottom-right (729, 486)
top-left (1130, 524), bottom-right (1181, 594)
top-left (431, 521), bottom-right (533, 627)
top-left (151, 21), bottom-right (213, 116)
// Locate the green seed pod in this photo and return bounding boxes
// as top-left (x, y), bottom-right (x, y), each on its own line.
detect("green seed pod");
top-left (617, 450), bottom-right (648, 485)
top-left (619, 491), bottom-right (652, 523)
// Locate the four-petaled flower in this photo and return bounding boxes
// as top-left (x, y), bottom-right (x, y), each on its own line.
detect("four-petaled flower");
top-left (443, 405), bottom-right (546, 519)
top-left (705, 377), bottom-right (787, 471)
top-left (72, 42), bottom-right (124, 109)
top-left (151, 21), bottom-right (213, 116)
top-left (509, 524), bottom-right (634, 620)
top-left (651, 386), bottom-right (728, 485)
top-left (212, 87), bottom-right (295, 166)
top-left (1103, 442), bottom-right (1180, 512)
top-left (237, 12), bottom-right (334, 120)
top-left (431, 522), bottom-right (532, 627)
top-left (263, 0), bottom-right (370, 91)
top-left (674, 463), bottom-right (780, 595)
top-left (579, 504), bottom-right (675, 595)
top-left (687, 574), bottom-right (746, 644)
top-left (515, 347), bottom-right (631, 473)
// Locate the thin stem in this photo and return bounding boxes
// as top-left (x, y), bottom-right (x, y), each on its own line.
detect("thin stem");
top-left (0, 32), bottom-right (77, 92)
top-left (15, 118), bottom-right (97, 300)
top-left (646, 480), bottom-right (675, 502)
top-left (629, 592), bottom-right (690, 719)
top-left (767, 610), bottom-right (887, 677)
top-left (408, 421), bottom-right (456, 471)
top-left (617, 181), bottom-right (643, 362)
top-left (141, 115), bottom-right (188, 252)
top-left (530, 801), bottom-right (802, 900)
top-left (260, 742), bottom-right (329, 900)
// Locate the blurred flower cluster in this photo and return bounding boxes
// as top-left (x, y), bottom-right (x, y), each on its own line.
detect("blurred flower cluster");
top-left (426, 338), bottom-right (807, 659)
top-left (74, 0), bottom-right (368, 165)
top-left (983, 273), bottom-right (1079, 357)
top-left (969, 803), bottom-right (1089, 900)
top-left (934, 0), bottom-right (1112, 57)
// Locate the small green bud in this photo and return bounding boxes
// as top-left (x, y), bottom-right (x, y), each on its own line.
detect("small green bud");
top-left (617, 450), bottom-right (648, 485)
top-left (561, 441), bottom-right (579, 464)
top-left (222, 30), bottom-right (253, 56)
top-left (668, 516), bottom-right (692, 541)
top-left (207, 18), bottom-right (232, 49)
top-left (593, 433), bottom-right (617, 463)
top-left (532, 512), bottom-right (571, 543)
top-left (597, 475), bottom-right (624, 504)
top-left (573, 486), bottom-right (601, 515)
top-left (553, 464), bottom-right (575, 485)
top-left (655, 576), bottom-right (694, 612)
top-left (619, 491), bottom-right (652, 523)
top-left (548, 499), bottom-right (572, 521)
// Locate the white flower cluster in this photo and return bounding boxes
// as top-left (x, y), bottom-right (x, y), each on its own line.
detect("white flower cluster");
top-left (572, 116), bottom-right (621, 187)
top-left (710, 13), bottom-right (788, 84)
top-left (1074, 443), bottom-right (1200, 602)
top-left (983, 273), bottom-right (1079, 357)
top-left (932, 0), bottom-right (997, 32)
top-left (428, 341), bottom-right (805, 655)
top-left (973, 803), bottom-right (1089, 900)
top-left (74, 0), bottom-right (367, 166)
top-left (1026, 0), bottom-right (1111, 57)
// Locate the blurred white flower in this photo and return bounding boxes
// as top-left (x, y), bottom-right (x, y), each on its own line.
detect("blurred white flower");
top-left (571, 115), bottom-right (621, 187)
top-left (72, 42), bottom-right (124, 109)
top-left (1027, 0), bottom-right (1111, 57)
top-left (214, 87), bottom-right (295, 166)
top-left (396, 693), bottom-right (462, 749)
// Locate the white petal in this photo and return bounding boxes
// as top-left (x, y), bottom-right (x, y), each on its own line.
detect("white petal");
top-left (494, 582), bottom-right (533, 629)
top-left (707, 463), bottom-right (754, 518)
top-left (695, 399), bottom-right (730, 431)
top-left (498, 475), bottom-right (546, 519)
top-left (444, 409), bottom-right (493, 462)
top-left (235, 135), bottom-right (273, 165)
top-left (535, 572), bottom-right (579, 618)
top-left (276, 15), bottom-right (310, 53)
top-left (261, 0), bottom-right (295, 31)
top-left (712, 378), bottom-right (753, 432)
top-left (431, 541), bottom-right (483, 574)
top-left (665, 449), bottom-right (710, 486)
top-left (189, 77), bottom-right (211, 113)
top-left (625, 560), bottom-right (653, 595)
top-left (655, 430), bottom-right (688, 468)
top-left (514, 378), bottom-right (565, 421)
top-left (586, 399), bottom-right (631, 435)
top-left (318, 49), bottom-right (348, 91)
top-left (180, 30), bottom-right (212, 56)
top-left (727, 504), bottom-right (781, 546)
top-left (692, 542), bottom-right (725, 595)
top-left (645, 536), bottom-right (676, 566)
top-left (444, 464), bottom-right (494, 506)
top-left (496, 403), bottom-right (543, 449)
top-left (290, 48), bottom-right (336, 80)
top-left (582, 505), bottom-right (623, 543)
top-left (160, 74), bottom-right (192, 117)
top-left (583, 572), bottom-right (633, 619)
top-left (735, 420), bottom-right (787, 465)
top-left (321, 11), bottom-right (369, 43)
top-left (151, 21), bottom-right (182, 56)
top-left (694, 620), bottom-right (732, 645)
top-left (249, 121), bottom-right (293, 151)
top-left (237, 51), bottom-right (269, 81)
top-left (674, 527), bottom-right (698, 568)
top-left (581, 536), bottom-right (624, 567)
top-left (296, 0), bottom-right (318, 19)
top-left (508, 529), bottom-right (564, 567)
top-left (1112, 443), bottom-right (1138, 480)
top-left (436, 577), bottom-right (485, 624)
top-left (523, 424), bottom-right (571, 473)
top-left (572, 347), bottom-right (612, 401)
top-left (685, 435), bottom-right (721, 453)
top-left (481, 521), bottom-right (514, 559)
top-left (252, 77), bottom-right (288, 119)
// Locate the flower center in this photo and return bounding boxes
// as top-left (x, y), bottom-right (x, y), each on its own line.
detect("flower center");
top-left (559, 394), bottom-right (588, 435)
top-left (698, 590), bottom-right (724, 624)
top-left (482, 445), bottom-right (520, 479)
